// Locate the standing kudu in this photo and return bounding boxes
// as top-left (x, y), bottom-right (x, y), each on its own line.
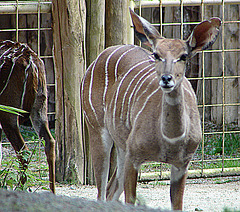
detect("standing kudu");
top-left (81, 9), bottom-right (221, 210)
top-left (0, 40), bottom-right (55, 193)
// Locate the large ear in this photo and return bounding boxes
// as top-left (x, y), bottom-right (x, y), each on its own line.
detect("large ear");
top-left (187, 17), bottom-right (221, 56)
top-left (129, 8), bottom-right (162, 47)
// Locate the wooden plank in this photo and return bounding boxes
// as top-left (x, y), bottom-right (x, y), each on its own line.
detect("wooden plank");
top-left (134, 0), bottom-right (240, 8)
top-left (0, 2), bottom-right (51, 14)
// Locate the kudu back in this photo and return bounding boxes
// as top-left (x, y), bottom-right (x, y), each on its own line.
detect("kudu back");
top-left (0, 40), bottom-right (55, 193)
top-left (81, 9), bottom-right (221, 210)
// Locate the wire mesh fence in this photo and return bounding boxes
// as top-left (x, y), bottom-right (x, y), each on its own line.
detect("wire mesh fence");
top-left (0, 0), bottom-right (55, 131)
top-left (0, 1), bottom-right (54, 189)
top-left (131, 0), bottom-right (240, 180)
top-left (0, 0), bottom-right (240, 182)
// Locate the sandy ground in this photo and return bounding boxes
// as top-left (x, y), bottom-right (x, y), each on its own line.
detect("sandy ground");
top-left (52, 176), bottom-right (240, 212)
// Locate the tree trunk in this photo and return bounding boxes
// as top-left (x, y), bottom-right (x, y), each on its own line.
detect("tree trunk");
top-left (86, 0), bottom-right (105, 67)
top-left (105, 0), bottom-right (130, 179)
top-left (52, 0), bottom-right (86, 184)
top-left (105, 0), bottom-right (130, 47)
top-left (85, 0), bottom-right (105, 185)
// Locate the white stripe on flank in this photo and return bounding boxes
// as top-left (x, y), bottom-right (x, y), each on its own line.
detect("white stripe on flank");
top-left (88, 52), bottom-right (105, 127)
top-left (125, 67), bottom-right (155, 128)
top-left (0, 51), bottom-right (24, 96)
top-left (31, 57), bottom-right (39, 81)
top-left (83, 111), bottom-right (95, 129)
top-left (114, 46), bottom-right (136, 81)
top-left (0, 47), bottom-right (13, 59)
top-left (132, 87), bottom-right (160, 128)
top-left (20, 58), bottom-right (31, 108)
top-left (120, 63), bottom-right (153, 121)
top-left (103, 46), bottom-right (126, 107)
top-left (112, 60), bottom-right (151, 130)
top-left (135, 75), bottom-right (158, 102)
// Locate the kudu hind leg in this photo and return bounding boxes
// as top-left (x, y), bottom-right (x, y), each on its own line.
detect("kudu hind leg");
top-left (170, 165), bottom-right (188, 210)
top-left (107, 147), bottom-right (125, 201)
top-left (30, 94), bottom-right (56, 193)
top-left (89, 127), bottom-right (113, 201)
top-left (124, 154), bottom-right (138, 204)
top-left (0, 116), bottom-right (29, 184)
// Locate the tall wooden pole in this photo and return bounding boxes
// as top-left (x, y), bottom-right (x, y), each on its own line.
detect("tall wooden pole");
top-left (52, 0), bottom-right (86, 184)
top-left (86, 0), bottom-right (105, 67)
top-left (105, 0), bottom-right (130, 47)
top-left (85, 0), bottom-right (105, 184)
top-left (105, 0), bottom-right (130, 179)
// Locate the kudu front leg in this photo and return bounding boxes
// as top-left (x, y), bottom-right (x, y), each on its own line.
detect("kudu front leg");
top-left (30, 92), bottom-right (56, 193)
top-left (124, 156), bottom-right (138, 204)
top-left (170, 165), bottom-right (188, 210)
top-left (39, 123), bottom-right (56, 194)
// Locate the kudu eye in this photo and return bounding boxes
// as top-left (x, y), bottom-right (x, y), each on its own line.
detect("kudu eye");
top-left (179, 53), bottom-right (188, 61)
top-left (152, 52), bottom-right (164, 61)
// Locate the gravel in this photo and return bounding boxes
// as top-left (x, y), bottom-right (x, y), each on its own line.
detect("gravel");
top-left (52, 176), bottom-right (240, 212)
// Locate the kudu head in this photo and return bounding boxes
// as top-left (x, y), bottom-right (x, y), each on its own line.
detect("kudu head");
top-left (130, 8), bottom-right (221, 93)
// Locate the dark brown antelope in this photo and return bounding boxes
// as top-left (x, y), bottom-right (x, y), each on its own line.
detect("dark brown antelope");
top-left (81, 9), bottom-right (221, 210)
top-left (0, 40), bottom-right (55, 193)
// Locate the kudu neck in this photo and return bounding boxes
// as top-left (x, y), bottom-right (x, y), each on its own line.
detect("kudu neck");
top-left (160, 85), bottom-right (187, 142)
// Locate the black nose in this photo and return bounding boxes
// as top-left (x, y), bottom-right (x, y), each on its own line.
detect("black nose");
top-left (161, 74), bottom-right (172, 84)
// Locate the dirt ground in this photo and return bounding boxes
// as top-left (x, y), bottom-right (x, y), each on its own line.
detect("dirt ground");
top-left (52, 176), bottom-right (240, 212)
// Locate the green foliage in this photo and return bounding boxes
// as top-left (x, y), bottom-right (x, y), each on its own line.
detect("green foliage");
top-left (0, 140), bottom-right (50, 192)
top-left (202, 160), bottom-right (240, 169)
top-left (205, 133), bottom-right (240, 157)
top-left (223, 208), bottom-right (240, 212)
top-left (0, 105), bottom-right (28, 116)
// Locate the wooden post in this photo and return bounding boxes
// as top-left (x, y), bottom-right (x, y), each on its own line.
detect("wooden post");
top-left (52, 0), bottom-right (86, 184)
top-left (85, 0), bottom-right (105, 184)
top-left (105, 0), bottom-right (130, 47)
top-left (105, 0), bottom-right (130, 180)
top-left (86, 0), bottom-right (105, 67)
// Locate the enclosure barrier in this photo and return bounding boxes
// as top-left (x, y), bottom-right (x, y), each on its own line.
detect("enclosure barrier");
top-left (132, 0), bottom-right (240, 181)
top-left (0, 1), bottom-right (54, 139)
top-left (0, 0), bottom-right (55, 125)
top-left (0, 0), bottom-right (54, 182)
top-left (0, 0), bottom-right (240, 183)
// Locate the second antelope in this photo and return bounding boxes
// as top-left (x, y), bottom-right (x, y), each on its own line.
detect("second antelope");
top-left (0, 40), bottom-right (55, 193)
top-left (81, 9), bottom-right (221, 210)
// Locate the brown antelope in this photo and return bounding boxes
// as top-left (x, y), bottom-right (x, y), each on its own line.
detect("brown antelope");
top-left (81, 9), bottom-right (221, 210)
top-left (0, 40), bottom-right (55, 193)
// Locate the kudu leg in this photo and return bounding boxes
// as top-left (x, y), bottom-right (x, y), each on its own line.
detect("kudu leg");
top-left (30, 121), bottom-right (55, 193)
top-left (39, 122), bottom-right (56, 194)
top-left (170, 165), bottom-right (188, 210)
top-left (0, 124), bottom-right (2, 167)
top-left (107, 147), bottom-right (125, 200)
top-left (89, 127), bottom-right (113, 201)
top-left (124, 156), bottom-right (138, 204)
top-left (0, 118), bottom-right (29, 185)
top-left (30, 95), bottom-right (56, 193)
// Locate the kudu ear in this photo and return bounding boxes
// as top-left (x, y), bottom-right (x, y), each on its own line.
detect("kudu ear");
top-left (187, 17), bottom-right (221, 57)
top-left (129, 8), bottom-right (162, 48)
